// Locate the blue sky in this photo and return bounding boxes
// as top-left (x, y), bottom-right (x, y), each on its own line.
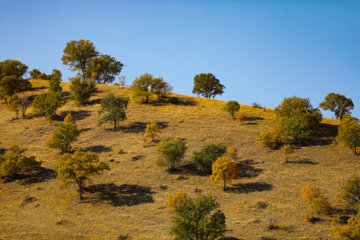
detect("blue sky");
top-left (1, 0), bottom-right (359, 118)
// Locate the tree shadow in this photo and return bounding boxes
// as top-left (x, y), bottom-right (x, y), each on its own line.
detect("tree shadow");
top-left (245, 116), bottom-right (264, 121)
top-left (0, 148), bottom-right (5, 154)
top-left (287, 158), bottom-right (318, 165)
top-left (30, 86), bottom-right (47, 91)
top-left (180, 163), bottom-right (208, 176)
top-left (226, 182), bottom-right (273, 194)
top-left (220, 237), bottom-right (244, 240)
top-left (87, 98), bottom-right (102, 105)
top-left (118, 121), bottom-right (168, 133)
top-left (84, 183), bottom-right (155, 207)
top-left (294, 123), bottom-right (338, 147)
top-left (238, 160), bottom-right (264, 178)
top-left (60, 110), bottom-right (92, 121)
top-left (82, 145), bottom-right (112, 153)
top-left (1, 167), bottom-right (57, 185)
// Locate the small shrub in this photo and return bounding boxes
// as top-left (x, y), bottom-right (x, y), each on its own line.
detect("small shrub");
top-left (143, 121), bottom-right (162, 146)
top-left (331, 215), bottom-right (360, 240)
top-left (192, 143), bottom-right (226, 174)
top-left (223, 100), bottom-right (240, 119)
top-left (47, 113), bottom-right (80, 153)
top-left (7, 94), bottom-right (21, 119)
top-left (166, 191), bottom-right (188, 210)
top-left (169, 193), bottom-right (226, 240)
top-left (54, 149), bottom-right (109, 200)
top-left (301, 183), bottom-right (331, 217)
top-left (236, 114), bottom-right (247, 122)
top-left (259, 128), bottom-right (284, 148)
top-left (210, 156), bottom-right (240, 191)
top-left (156, 138), bottom-right (187, 171)
top-left (227, 146), bottom-right (238, 160)
top-left (70, 78), bottom-right (96, 105)
top-left (339, 175), bottom-right (360, 209)
top-left (33, 91), bottom-right (65, 121)
top-left (0, 145), bottom-right (41, 179)
top-left (252, 102), bottom-right (262, 108)
top-left (117, 148), bottom-right (125, 154)
top-left (264, 213), bottom-right (279, 230)
top-left (282, 145), bottom-right (295, 163)
top-left (49, 69), bottom-right (62, 93)
top-left (19, 95), bottom-right (30, 118)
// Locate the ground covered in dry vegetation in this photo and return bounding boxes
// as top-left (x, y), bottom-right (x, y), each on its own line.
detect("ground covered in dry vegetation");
top-left (0, 80), bottom-right (358, 240)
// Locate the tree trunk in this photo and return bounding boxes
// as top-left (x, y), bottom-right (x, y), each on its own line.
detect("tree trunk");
top-left (78, 181), bottom-right (84, 200)
top-left (114, 119), bottom-right (117, 129)
top-left (223, 179), bottom-right (226, 191)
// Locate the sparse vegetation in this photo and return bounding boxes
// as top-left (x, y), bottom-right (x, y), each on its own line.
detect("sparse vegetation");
top-left (156, 137), bottom-right (187, 171)
top-left (168, 193), bottom-right (226, 240)
top-left (54, 149), bottom-right (109, 200)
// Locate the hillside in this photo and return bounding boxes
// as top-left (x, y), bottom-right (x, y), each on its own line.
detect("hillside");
top-left (0, 80), bottom-right (357, 240)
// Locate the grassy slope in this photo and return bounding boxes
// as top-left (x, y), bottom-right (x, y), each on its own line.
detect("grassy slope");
top-left (0, 80), bottom-right (358, 240)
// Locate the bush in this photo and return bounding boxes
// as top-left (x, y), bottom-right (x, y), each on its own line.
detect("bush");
top-left (7, 94), bottom-right (21, 119)
top-left (282, 145), bottom-right (294, 163)
top-left (18, 95), bottom-right (30, 118)
top-left (336, 116), bottom-right (360, 154)
top-left (117, 148), bottom-right (125, 154)
top-left (49, 69), bottom-right (62, 92)
top-left (259, 128), bottom-right (284, 148)
top-left (331, 215), bottom-right (360, 240)
top-left (169, 193), bottom-right (226, 240)
top-left (210, 156), bottom-right (240, 191)
top-left (300, 183), bottom-right (331, 217)
top-left (54, 149), bottom-right (109, 200)
top-left (143, 121), bottom-right (162, 146)
top-left (192, 143), bottom-right (226, 174)
top-left (0, 145), bottom-right (41, 179)
top-left (131, 73), bottom-right (170, 103)
top-left (33, 91), bottom-right (65, 121)
top-left (70, 78), bottom-right (96, 105)
top-left (47, 113), bottom-right (80, 153)
top-left (97, 93), bottom-right (129, 129)
top-left (227, 146), bottom-right (238, 160)
top-left (224, 100), bottom-right (240, 119)
top-left (339, 175), bottom-right (360, 209)
top-left (156, 138), bottom-right (187, 171)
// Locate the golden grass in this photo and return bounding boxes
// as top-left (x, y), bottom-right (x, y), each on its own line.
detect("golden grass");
top-left (0, 79), bottom-right (356, 239)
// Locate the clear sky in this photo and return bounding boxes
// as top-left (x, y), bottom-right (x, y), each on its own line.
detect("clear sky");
top-left (1, 0), bottom-right (359, 118)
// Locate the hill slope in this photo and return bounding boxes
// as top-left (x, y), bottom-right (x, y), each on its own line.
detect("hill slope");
top-left (0, 80), bottom-right (356, 240)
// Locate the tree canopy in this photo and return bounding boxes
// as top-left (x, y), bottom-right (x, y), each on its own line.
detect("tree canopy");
top-left (320, 93), bottom-right (354, 119)
top-left (97, 93), bottom-right (129, 129)
top-left (192, 73), bottom-right (225, 99)
top-left (85, 54), bottom-right (124, 84)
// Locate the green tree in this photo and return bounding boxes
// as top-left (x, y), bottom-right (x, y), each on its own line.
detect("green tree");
top-left (320, 93), bottom-right (354, 119)
top-left (131, 73), bottom-right (154, 103)
top-left (223, 101), bottom-right (240, 119)
top-left (156, 137), bottom-right (187, 171)
top-left (70, 77), bottom-right (96, 105)
top-left (0, 145), bottom-right (41, 179)
top-left (85, 54), bottom-right (124, 84)
top-left (275, 96), bottom-right (322, 143)
top-left (54, 149), bottom-right (109, 200)
top-left (339, 175), bottom-right (360, 209)
top-left (49, 69), bottom-right (62, 92)
top-left (7, 94), bottom-right (21, 119)
top-left (169, 193), bottom-right (226, 240)
top-left (29, 69), bottom-right (41, 79)
top-left (192, 73), bottom-right (225, 99)
top-left (61, 39), bottom-right (99, 78)
top-left (47, 113), bottom-right (81, 153)
top-left (151, 77), bottom-right (172, 98)
top-left (192, 143), bottom-right (227, 174)
top-left (0, 60), bottom-right (31, 100)
top-left (336, 116), bottom-right (360, 154)
top-left (33, 91), bottom-right (65, 121)
top-left (97, 93), bottom-right (129, 129)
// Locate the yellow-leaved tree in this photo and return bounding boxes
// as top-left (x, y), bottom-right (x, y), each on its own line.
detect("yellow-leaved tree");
top-left (210, 156), bottom-right (240, 191)
top-left (143, 121), bottom-right (162, 147)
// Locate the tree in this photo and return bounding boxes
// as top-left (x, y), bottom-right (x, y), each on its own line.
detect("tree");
top-left (97, 93), bottom-right (129, 129)
top-left (29, 69), bottom-right (41, 79)
top-left (156, 138), bottom-right (187, 171)
top-left (47, 113), bottom-right (81, 153)
top-left (70, 77), bottom-right (96, 105)
top-left (223, 101), bottom-right (240, 119)
top-left (169, 193), bottom-right (226, 240)
top-left (192, 143), bottom-right (227, 174)
top-left (7, 94), bottom-right (21, 119)
top-left (143, 121), bottom-right (162, 146)
top-left (275, 96), bottom-right (322, 143)
top-left (0, 60), bottom-right (31, 100)
top-left (210, 156), bottom-right (240, 191)
top-left (0, 145), bottom-right (41, 179)
top-left (336, 116), bottom-right (360, 154)
top-left (54, 149), bottom-right (109, 200)
top-left (192, 73), bottom-right (225, 99)
top-left (61, 40), bottom-right (99, 78)
top-left (118, 75), bottom-right (126, 86)
top-left (320, 93), bottom-right (354, 119)
top-left (49, 69), bottom-right (62, 92)
top-left (339, 175), bottom-right (360, 209)
top-left (85, 54), bottom-right (124, 84)
top-left (33, 91), bottom-right (65, 121)
top-left (18, 95), bottom-right (30, 118)
top-left (151, 77), bottom-right (173, 98)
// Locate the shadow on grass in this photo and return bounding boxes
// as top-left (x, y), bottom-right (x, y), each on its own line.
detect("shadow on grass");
top-left (293, 123), bottom-right (338, 147)
top-left (287, 159), bottom-right (318, 165)
top-left (147, 97), bottom-right (197, 106)
top-left (118, 121), bottom-right (169, 133)
top-left (226, 182), bottom-right (273, 194)
top-left (84, 183), bottom-right (155, 207)
top-left (60, 110), bottom-right (92, 121)
top-left (220, 237), bottom-right (244, 240)
top-left (180, 163), bottom-right (208, 176)
top-left (83, 145), bottom-right (112, 153)
top-left (238, 160), bottom-right (263, 178)
top-left (0, 148), bottom-right (5, 154)
top-left (88, 98), bottom-right (102, 105)
top-left (2, 167), bottom-right (58, 185)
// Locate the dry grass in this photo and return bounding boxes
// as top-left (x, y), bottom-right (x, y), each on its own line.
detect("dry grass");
top-left (0, 80), bottom-right (357, 239)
